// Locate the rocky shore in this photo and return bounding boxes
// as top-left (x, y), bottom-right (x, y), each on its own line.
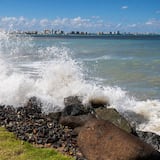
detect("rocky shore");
top-left (0, 96), bottom-right (160, 160)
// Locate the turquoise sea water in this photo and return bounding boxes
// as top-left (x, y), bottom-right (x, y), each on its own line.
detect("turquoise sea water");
top-left (0, 33), bottom-right (160, 134)
top-left (77, 39), bottom-right (160, 100)
top-left (34, 37), bottom-right (160, 100)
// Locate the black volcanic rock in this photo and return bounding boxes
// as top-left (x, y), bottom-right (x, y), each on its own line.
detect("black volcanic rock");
top-left (63, 96), bottom-right (88, 116)
top-left (17, 97), bottom-right (42, 119)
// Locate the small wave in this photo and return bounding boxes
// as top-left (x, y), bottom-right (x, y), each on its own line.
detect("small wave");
top-left (83, 55), bottom-right (111, 61)
top-left (82, 55), bottom-right (134, 62)
top-left (124, 99), bottom-right (160, 135)
top-left (120, 57), bottom-right (133, 60)
top-left (60, 41), bottom-right (71, 45)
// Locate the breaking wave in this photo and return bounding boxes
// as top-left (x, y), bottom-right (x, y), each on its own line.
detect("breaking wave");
top-left (0, 31), bottom-right (160, 135)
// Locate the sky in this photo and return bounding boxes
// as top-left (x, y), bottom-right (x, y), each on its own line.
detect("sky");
top-left (0, 0), bottom-right (160, 33)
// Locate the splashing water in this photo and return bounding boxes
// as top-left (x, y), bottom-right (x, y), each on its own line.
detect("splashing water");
top-left (0, 31), bottom-right (160, 135)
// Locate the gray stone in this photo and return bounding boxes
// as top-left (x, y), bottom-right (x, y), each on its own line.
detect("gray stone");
top-left (47, 112), bottom-right (61, 122)
top-left (63, 96), bottom-right (86, 116)
top-left (95, 108), bottom-right (133, 133)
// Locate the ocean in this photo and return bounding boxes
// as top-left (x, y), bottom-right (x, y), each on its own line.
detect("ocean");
top-left (0, 31), bottom-right (160, 135)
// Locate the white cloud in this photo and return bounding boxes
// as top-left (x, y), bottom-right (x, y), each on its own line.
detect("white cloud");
top-left (40, 19), bottom-right (50, 27)
top-left (145, 18), bottom-right (160, 26)
top-left (30, 18), bottom-right (37, 26)
top-left (128, 24), bottom-right (137, 27)
top-left (144, 19), bottom-right (160, 32)
top-left (71, 17), bottom-right (90, 26)
top-left (156, 10), bottom-right (160, 14)
top-left (115, 23), bottom-right (122, 28)
top-left (146, 21), bottom-right (153, 25)
top-left (51, 17), bottom-right (92, 29)
top-left (121, 6), bottom-right (128, 10)
top-left (1, 17), bottom-right (17, 22)
top-left (91, 16), bottom-right (100, 19)
top-left (1, 17), bottom-right (18, 27)
top-left (52, 18), bottom-right (68, 26)
top-left (0, 16), bottom-right (104, 31)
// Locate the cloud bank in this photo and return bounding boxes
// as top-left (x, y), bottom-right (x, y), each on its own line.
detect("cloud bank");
top-left (0, 16), bottom-right (160, 33)
top-left (0, 16), bottom-right (104, 32)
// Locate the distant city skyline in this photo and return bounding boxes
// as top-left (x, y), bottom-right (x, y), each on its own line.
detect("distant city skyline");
top-left (0, 0), bottom-right (160, 33)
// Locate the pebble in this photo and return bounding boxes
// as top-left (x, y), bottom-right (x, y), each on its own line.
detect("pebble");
top-left (0, 97), bottom-right (85, 159)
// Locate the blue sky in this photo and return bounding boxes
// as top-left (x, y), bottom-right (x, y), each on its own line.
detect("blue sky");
top-left (0, 0), bottom-right (160, 33)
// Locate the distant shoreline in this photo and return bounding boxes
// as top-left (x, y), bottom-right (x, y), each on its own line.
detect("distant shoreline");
top-left (17, 34), bottom-right (160, 40)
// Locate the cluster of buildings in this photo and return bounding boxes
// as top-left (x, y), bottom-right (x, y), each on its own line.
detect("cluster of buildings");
top-left (10, 29), bottom-right (122, 35)
top-left (10, 29), bottom-right (159, 36)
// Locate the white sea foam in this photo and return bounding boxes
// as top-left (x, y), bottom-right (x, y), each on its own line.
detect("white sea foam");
top-left (0, 31), bottom-right (160, 135)
top-left (83, 55), bottom-right (111, 61)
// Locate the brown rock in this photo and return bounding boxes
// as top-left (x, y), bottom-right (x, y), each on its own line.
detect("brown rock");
top-left (78, 118), bottom-right (160, 160)
top-left (60, 115), bottom-right (93, 129)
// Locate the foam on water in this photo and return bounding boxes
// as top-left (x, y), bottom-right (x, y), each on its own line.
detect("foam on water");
top-left (0, 31), bottom-right (160, 135)
top-left (82, 55), bottom-right (111, 61)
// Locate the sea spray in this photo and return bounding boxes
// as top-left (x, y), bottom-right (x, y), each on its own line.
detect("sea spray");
top-left (0, 31), bottom-right (160, 135)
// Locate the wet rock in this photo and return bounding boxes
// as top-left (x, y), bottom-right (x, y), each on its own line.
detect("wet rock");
top-left (78, 118), bottom-right (160, 160)
top-left (136, 130), bottom-right (160, 151)
top-left (47, 112), bottom-right (62, 122)
top-left (60, 115), bottom-right (93, 129)
top-left (46, 135), bottom-right (58, 143)
top-left (16, 97), bottom-right (43, 120)
top-left (26, 97), bottom-right (42, 112)
top-left (95, 108), bottom-right (133, 133)
top-left (63, 96), bottom-right (87, 116)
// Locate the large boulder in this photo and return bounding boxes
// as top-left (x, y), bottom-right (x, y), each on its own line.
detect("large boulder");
top-left (78, 118), bottom-right (160, 160)
top-left (95, 108), bottom-right (133, 133)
